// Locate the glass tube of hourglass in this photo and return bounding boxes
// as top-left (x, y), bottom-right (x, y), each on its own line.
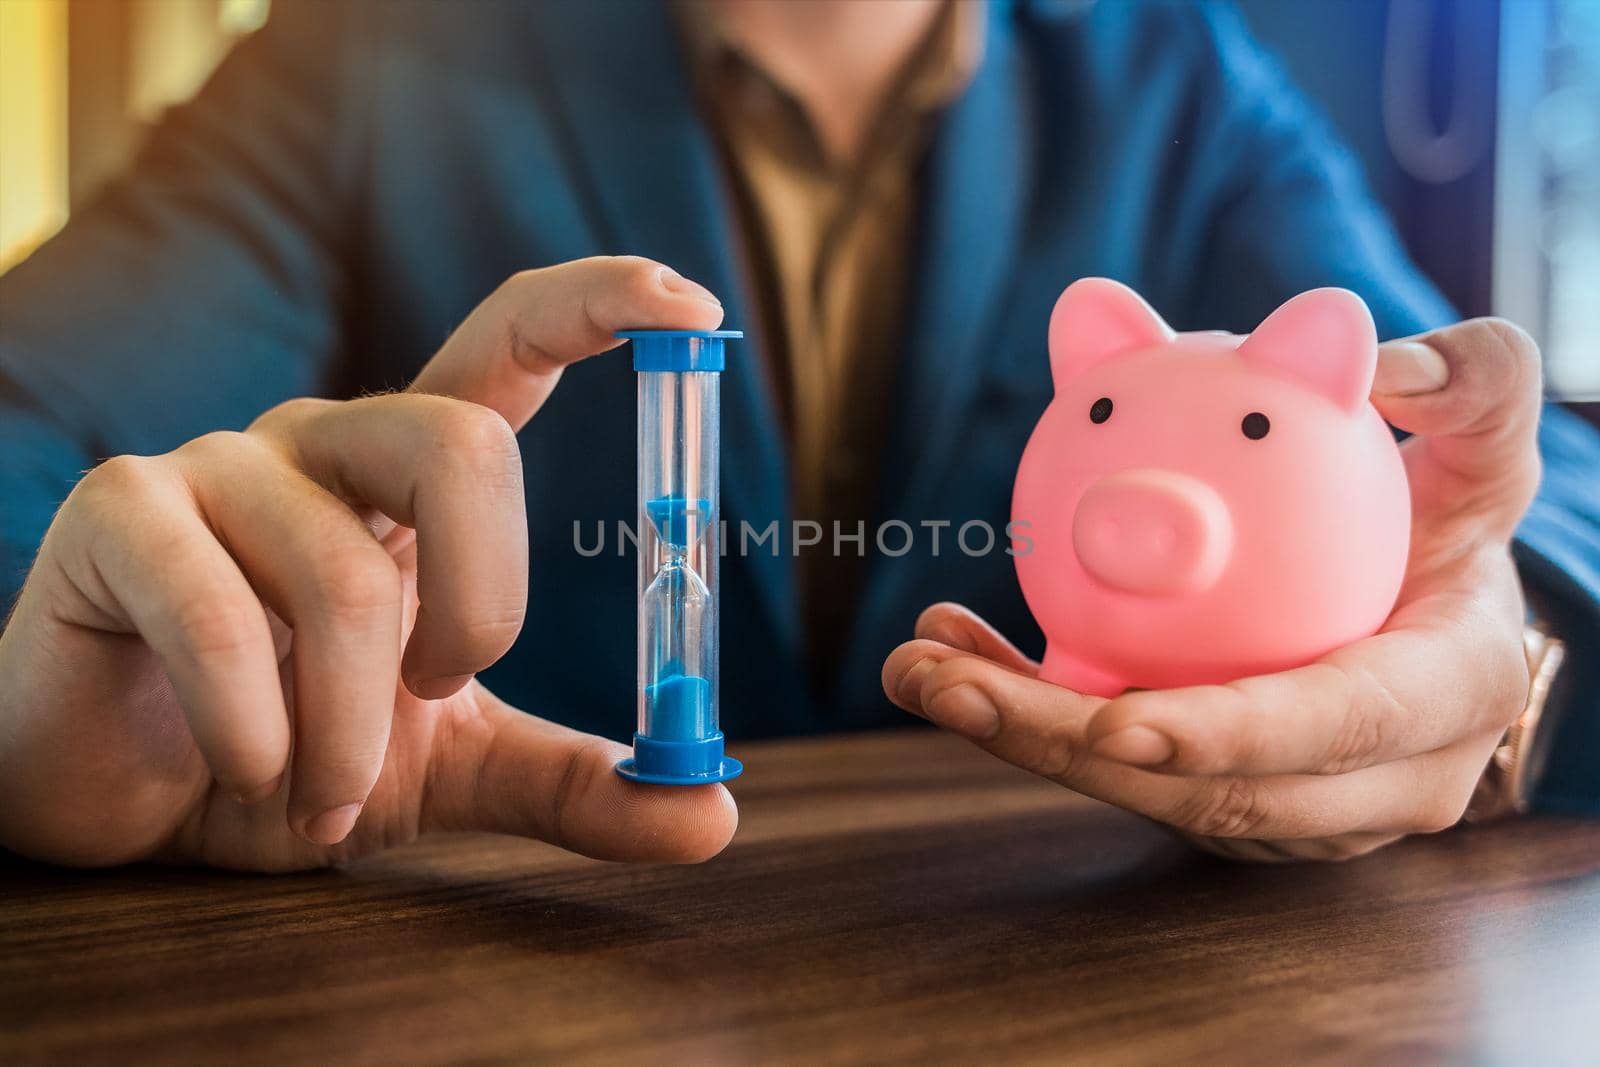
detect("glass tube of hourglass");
top-left (616, 329), bottom-right (742, 785)
top-left (637, 366), bottom-right (717, 746)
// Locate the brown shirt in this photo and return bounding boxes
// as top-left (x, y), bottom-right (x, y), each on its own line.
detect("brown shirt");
top-left (680, 2), bottom-right (983, 691)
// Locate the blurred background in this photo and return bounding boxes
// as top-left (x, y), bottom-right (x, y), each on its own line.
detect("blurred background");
top-left (0, 0), bottom-right (1595, 398)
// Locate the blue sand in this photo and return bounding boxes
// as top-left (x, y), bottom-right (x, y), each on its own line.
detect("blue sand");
top-left (645, 670), bottom-right (711, 742)
top-left (646, 496), bottom-right (710, 547)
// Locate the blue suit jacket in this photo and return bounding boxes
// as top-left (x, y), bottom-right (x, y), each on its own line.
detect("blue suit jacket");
top-left (3, 1), bottom-right (1597, 811)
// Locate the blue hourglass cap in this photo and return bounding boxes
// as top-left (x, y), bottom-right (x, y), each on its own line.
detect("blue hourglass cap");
top-left (616, 330), bottom-right (742, 372)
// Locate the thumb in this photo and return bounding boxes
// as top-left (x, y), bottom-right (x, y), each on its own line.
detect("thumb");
top-left (410, 256), bottom-right (725, 429)
top-left (1371, 317), bottom-right (1543, 537)
top-left (421, 686), bottom-right (739, 863)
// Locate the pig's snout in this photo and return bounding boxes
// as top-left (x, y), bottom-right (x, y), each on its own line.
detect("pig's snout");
top-left (1071, 469), bottom-right (1233, 596)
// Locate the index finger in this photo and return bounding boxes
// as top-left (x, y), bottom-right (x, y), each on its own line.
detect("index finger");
top-left (410, 256), bottom-right (725, 429)
top-left (883, 638), bottom-right (1103, 778)
top-left (1083, 552), bottom-right (1530, 777)
top-left (884, 633), bottom-right (1495, 841)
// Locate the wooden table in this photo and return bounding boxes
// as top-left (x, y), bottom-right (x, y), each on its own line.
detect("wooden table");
top-left (4, 729), bottom-right (1599, 1065)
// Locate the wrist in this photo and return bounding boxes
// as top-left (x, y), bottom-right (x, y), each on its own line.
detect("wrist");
top-left (1464, 625), bottom-right (1566, 822)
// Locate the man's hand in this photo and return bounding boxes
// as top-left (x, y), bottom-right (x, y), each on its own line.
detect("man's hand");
top-left (0, 256), bottom-right (738, 870)
top-left (884, 318), bottom-right (1542, 861)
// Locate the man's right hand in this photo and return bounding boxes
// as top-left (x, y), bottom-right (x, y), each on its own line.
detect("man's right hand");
top-left (0, 257), bottom-right (737, 871)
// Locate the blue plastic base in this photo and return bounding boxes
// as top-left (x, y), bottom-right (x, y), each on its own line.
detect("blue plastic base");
top-left (615, 756), bottom-right (743, 786)
top-left (615, 731), bottom-right (743, 786)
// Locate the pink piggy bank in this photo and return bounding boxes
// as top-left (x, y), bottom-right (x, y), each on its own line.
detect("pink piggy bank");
top-left (1011, 278), bottom-right (1410, 697)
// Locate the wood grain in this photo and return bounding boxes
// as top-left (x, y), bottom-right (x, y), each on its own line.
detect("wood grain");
top-left (3, 728), bottom-right (1599, 1066)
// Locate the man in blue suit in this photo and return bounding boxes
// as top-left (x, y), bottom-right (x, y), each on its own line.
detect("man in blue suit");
top-left (1, 1), bottom-right (1596, 870)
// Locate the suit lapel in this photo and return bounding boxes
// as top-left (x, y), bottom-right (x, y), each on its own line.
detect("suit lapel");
top-left (888, 4), bottom-right (1032, 525)
top-left (530, 3), bottom-right (798, 653)
top-left (844, 4), bottom-right (1036, 695)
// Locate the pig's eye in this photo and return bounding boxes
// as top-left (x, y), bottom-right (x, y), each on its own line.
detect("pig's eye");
top-left (1241, 412), bottom-right (1271, 440)
top-left (1089, 397), bottom-right (1113, 424)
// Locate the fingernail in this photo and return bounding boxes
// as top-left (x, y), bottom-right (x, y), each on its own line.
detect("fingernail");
top-left (408, 672), bottom-right (473, 701)
top-left (1374, 341), bottom-right (1450, 396)
top-left (299, 803), bottom-right (363, 846)
top-left (895, 657), bottom-right (937, 711)
top-left (926, 683), bottom-right (1000, 741)
top-left (1091, 725), bottom-right (1174, 767)
top-left (232, 772), bottom-right (283, 806)
top-left (925, 623), bottom-right (978, 654)
top-left (657, 266), bottom-right (721, 306)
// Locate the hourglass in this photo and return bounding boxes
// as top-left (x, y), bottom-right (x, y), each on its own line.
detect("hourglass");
top-left (614, 330), bottom-right (744, 785)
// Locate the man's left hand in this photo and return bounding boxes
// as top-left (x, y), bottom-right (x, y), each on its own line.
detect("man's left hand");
top-left (883, 317), bottom-right (1543, 861)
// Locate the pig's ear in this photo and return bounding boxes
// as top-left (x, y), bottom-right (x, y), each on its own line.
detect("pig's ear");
top-left (1237, 288), bottom-right (1377, 412)
top-left (1048, 278), bottom-right (1174, 389)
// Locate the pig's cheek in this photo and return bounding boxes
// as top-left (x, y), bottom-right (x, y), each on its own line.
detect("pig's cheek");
top-left (1012, 426), bottom-right (1086, 634)
top-left (1218, 411), bottom-right (1408, 654)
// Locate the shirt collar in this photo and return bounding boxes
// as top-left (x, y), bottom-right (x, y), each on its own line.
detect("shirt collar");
top-left (675, 1), bottom-right (986, 154)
